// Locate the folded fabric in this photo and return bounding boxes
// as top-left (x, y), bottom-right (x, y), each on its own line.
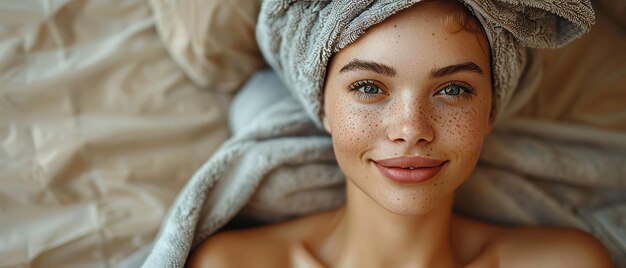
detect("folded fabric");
top-left (256, 0), bottom-right (594, 125)
top-left (137, 70), bottom-right (345, 268)
top-left (148, 0), bottom-right (265, 92)
top-left (139, 70), bottom-right (626, 267)
top-left (456, 118), bottom-right (626, 266)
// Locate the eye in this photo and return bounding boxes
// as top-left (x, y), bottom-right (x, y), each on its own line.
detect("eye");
top-left (435, 82), bottom-right (475, 100)
top-left (362, 84), bottom-right (381, 94)
top-left (443, 84), bottom-right (462, 95)
top-left (348, 80), bottom-right (387, 100)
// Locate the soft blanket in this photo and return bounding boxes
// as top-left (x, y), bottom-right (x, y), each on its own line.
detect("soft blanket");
top-left (134, 1), bottom-right (626, 267)
top-left (137, 69), bottom-right (625, 267)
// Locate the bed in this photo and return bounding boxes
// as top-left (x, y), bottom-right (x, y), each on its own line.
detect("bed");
top-left (0, 0), bottom-right (624, 267)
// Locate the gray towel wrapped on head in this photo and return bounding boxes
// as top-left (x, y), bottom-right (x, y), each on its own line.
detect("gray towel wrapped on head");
top-left (134, 1), bottom-right (626, 268)
top-left (257, 0), bottom-right (594, 124)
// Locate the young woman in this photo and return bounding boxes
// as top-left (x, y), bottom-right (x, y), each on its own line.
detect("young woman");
top-left (189, 1), bottom-right (613, 267)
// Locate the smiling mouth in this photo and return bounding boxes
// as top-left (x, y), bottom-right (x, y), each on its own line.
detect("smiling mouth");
top-left (373, 156), bottom-right (447, 184)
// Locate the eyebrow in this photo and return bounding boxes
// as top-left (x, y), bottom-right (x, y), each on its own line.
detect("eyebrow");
top-left (338, 59), bottom-right (484, 79)
top-left (429, 62), bottom-right (484, 78)
top-left (339, 59), bottom-right (397, 77)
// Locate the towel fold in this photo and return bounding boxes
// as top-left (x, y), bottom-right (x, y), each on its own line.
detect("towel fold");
top-left (140, 70), bottom-right (626, 267)
top-left (136, 1), bottom-right (626, 268)
top-left (256, 0), bottom-right (594, 125)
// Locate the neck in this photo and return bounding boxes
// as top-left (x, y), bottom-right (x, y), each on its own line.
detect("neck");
top-left (318, 181), bottom-right (458, 268)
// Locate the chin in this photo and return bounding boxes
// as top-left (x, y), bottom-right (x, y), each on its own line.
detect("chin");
top-left (383, 202), bottom-right (437, 216)
top-left (371, 186), bottom-right (449, 216)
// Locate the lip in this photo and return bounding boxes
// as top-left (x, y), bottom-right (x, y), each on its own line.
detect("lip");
top-left (373, 156), bottom-right (446, 184)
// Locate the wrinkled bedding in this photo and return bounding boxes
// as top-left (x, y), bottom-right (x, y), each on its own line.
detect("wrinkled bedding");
top-left (0, 1), bottom-right (231, 267)
top-left (0, 0), bottom-right (624, 267)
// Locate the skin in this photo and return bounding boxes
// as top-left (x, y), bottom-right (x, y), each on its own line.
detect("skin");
top-left (188, 2), bottom-right (614, 268)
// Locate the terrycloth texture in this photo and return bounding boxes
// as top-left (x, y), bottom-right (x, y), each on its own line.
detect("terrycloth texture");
top-left (256, 0), bottom-right (595, 125)
top-left (138, 71), bottom-right (345, 268)
top-left (139, 68), bottom-right (626, 267)
top-left (139, 1), bottom-right (608, 267)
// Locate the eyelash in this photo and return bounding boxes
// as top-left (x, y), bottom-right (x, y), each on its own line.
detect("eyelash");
top-left (347, 80), bottom-right (476, 101)
top-left (435, 81), bottom-right (476, 100)
top-left (347, 80), bottom-right (386, 100)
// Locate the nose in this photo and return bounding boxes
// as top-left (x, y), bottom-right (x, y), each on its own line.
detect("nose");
top-left (386, 99), bottom-right (435, 146)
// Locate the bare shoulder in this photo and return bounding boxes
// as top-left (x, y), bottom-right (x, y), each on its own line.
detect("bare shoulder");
top-left (186, 224), bottom-right (291, 268)
top-left (187, 210), bottom-right (336, 268)
top-left (493, 226), bottom-right (614, 268)
top-left (453, 216), bottom-right (613, 268)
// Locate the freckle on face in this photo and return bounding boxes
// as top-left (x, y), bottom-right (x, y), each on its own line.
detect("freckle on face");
top-left (322, 2), bottom-right (491, 215)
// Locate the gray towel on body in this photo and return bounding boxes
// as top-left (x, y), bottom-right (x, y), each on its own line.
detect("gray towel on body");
top-left (136, 1), bottom-right (626, 267)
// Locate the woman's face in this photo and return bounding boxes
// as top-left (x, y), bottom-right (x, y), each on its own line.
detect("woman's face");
top-left (322, 3), bottom-right (492, 215)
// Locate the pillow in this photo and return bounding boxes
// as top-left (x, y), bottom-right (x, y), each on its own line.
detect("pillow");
top-left (148, 0), bottom-right (265, 92)
top-left (597, 0), bottom-right (626, 29)
top-left (515, 3), bottom-right (626, 131)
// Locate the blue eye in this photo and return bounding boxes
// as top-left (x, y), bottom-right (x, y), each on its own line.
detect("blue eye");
top-left (349, 80), bottom-right (384, 94)
top-left (437, 82), bottom-right (474, 99)
top-left (361, 84), bottom-right (381, 94)
top-left (443, 84), bottom-right (462, 95)
top-left (348, 80), bottom-right (387, 100)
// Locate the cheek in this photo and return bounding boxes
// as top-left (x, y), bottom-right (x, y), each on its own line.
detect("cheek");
top-left (437, 100), bottom-right (490, 167)
top-left (329, 97), bottom-right (383, 161)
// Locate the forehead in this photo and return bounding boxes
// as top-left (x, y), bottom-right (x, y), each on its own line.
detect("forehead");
top-left (329, 2), bottom-right (490, 75)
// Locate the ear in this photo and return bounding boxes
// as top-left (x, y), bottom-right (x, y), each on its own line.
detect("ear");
top-left (322, 113), bottom-right (332, 134)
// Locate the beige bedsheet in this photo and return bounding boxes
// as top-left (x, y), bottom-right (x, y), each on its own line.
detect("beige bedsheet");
top-left (512, 2), bottom-right (626, 131)
top-left (0, 1), bottom-right (231, 267)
